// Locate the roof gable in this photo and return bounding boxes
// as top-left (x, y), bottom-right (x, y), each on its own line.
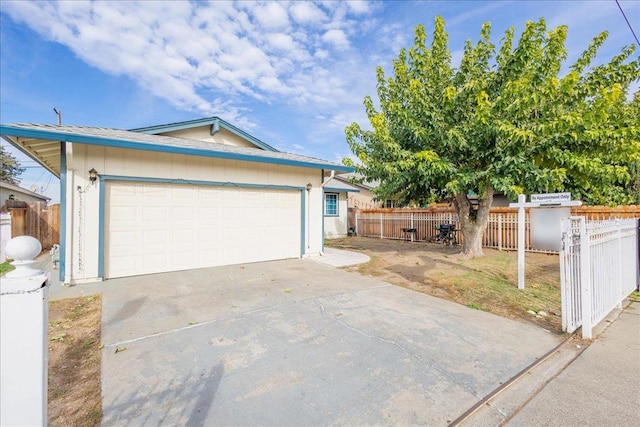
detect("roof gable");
top-left (0, 123), bottom-right (353, 177)
top-left (323, 177), bottom-right (360, 193)
top-left (129, 117), bottom-right (278, 152)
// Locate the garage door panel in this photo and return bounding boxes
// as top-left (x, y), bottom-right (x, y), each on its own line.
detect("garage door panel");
top-left (105, 182), bottom-right (301, 279)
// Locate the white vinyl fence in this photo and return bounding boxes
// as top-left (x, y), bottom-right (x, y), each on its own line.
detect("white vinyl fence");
top-left (560, 217), bottom-right (639, 339)
top-left (356, 211), bottom-right (542, 252)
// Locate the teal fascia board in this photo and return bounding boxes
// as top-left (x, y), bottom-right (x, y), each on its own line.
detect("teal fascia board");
top-left (300, 189), bottom-right (306, 258)
top-left (97, 175), bottom-right (307, 278)
top-left (59, 142), bottom-right (66, 282)
top-left (0, 126), bottom-right (353, 173)
top-left (129, 116), bottom-right (278, 152)
top-left (98, 178), bottom-right (106, 279)
top-left (323, 187), bottom-right (360, 193)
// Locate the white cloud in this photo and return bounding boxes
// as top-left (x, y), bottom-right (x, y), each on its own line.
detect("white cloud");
top-left (346, 1), bottom-right (372, 15)
top-left (251, 2), bottom-right (290, 30)
top-left (290, 2), bottom-right (328, 25)
top-left (1, 0), bottom-right (384, 121)
top-left (322, 29), bottom-right (350, 50)
top-left (266, 32), bottom-right (297, 51)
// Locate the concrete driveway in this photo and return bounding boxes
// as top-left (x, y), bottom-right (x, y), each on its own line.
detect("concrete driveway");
top-left (99, 258), bottom-right (561, 426)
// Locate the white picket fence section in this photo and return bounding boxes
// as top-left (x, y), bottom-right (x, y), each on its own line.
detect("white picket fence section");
top-left (560, 217), bottom-right (639, 339)
top-left (356, 211), bottom-right (546, 252)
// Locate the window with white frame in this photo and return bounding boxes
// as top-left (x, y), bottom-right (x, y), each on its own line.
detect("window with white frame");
top-left (325, 193), bottom-right (338, 216)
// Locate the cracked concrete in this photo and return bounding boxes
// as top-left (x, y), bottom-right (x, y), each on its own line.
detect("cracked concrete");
top-left (99, 258), bottom-right (561, 426)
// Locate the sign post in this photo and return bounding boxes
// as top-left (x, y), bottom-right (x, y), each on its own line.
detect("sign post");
top-left (509, 193), bottom-right (582, 289)
top-left (517, 194), bottom-right (525, 289)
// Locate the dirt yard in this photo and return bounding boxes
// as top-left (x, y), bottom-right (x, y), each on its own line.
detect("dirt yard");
top-left (48, 295), bottom-right (102, 426)
top-left (326, 237), bottom-right (562, 333)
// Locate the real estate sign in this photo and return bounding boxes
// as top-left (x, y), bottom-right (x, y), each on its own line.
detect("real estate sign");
top-left (530, 192), bottom-right (571, 203)
top-left (530, 207), bottom-right (571, 251)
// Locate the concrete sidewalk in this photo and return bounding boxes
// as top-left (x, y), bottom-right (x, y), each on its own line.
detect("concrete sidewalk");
top-left (508, 302), bottom-right (640, 426)
top-left (308, 247), bottom-right (370, 268)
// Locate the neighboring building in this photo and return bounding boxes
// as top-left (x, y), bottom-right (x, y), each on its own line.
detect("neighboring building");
top-left (0, 181), bottom-right (51, 263)
top-left (0, 117), bottom-right (353, 283)
top-left (0, 181), bottom-right (50, 209)
top-left (329, 174), bottom-right (379, 209)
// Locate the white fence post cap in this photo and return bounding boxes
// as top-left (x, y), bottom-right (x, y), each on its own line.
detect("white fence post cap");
top-left (4, 236), bottom-right (44, 279)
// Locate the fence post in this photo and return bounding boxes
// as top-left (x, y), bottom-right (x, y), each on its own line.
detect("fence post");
top-left (355, 212), bottom-right (359, 236)
top-left (498, 215), bottom-right (503, 251)
top-left (517, 195), bottom-right (526, 289)
top-left (579, 218), bottom-right (593, 339)
top-left (0, 236), bottom-right (49, 427)
top-left (560, 219), bottom-right (568, 332)
top-left (616, 219), bottom-right (623, 309)
top-left (380, 213), bottom-right (383, 239)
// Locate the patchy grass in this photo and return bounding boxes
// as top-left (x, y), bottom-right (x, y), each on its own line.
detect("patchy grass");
top-left (327, 237), bottom-right (562, 333)
top-left (0, 260), bottom-right (15, 275)
top-left (49, 295), bottom-right (102, 426)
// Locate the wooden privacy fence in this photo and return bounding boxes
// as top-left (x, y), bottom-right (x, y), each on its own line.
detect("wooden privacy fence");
top-left (4, 201), bottom-right (60, 250)
top-left (355, 205), bottom-right (640, 253)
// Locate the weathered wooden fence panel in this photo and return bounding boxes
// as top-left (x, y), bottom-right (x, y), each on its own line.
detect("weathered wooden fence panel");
top-left (5, 202), bottom-right (59, 250)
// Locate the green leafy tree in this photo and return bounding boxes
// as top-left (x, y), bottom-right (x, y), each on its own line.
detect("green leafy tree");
top-left (345, 17), bottom-right (640, 257)
top-left (0, 145), bottom-right (25, 185)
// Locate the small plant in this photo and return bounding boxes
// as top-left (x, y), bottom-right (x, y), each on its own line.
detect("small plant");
top-left (0, 261), bottom-right (15, 276)
top-left (467, 302), bottom-right (481, 310)
top-left (629, 291), bottom-right (640, 303)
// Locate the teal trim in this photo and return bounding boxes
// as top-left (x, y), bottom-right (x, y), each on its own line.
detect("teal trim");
top-left (300, 189), bottom-right (306, 257)
top-left (0, 126), bottom-right (353, 173)
top-left (98, 175), bottom-right (305, 191)
top-left (59, 143), bottom-right (66, 282)
top-left (323, 187), bottom-right (360, 193)
top-left (324, 192), bottom-right (339, 217)
top-left (129, 116), bottom-right (279, 152)
top-left (97, 178), bottom-right (106, 278)
top-left (321, 191), bottom-right (325, 252)
top-left (321, 170), bottom-right (324, 252)
top-left (97, 175), bottom-right (307, 278)
top-left (211, 118), bottom-right (220, 135)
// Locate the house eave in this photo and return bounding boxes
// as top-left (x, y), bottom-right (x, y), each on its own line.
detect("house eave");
top-left (0, 125), bottom-right (353, 174)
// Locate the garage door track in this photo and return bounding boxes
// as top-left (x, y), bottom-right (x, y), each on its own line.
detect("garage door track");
top-left (100, 259), bottom-right (561, 426)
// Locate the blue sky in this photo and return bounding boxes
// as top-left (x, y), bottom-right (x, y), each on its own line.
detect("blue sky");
top-left (1, 0), bottom-right (638, 203)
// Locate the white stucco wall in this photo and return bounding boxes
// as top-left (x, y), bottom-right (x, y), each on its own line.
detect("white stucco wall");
top-left (64, 143), bottom-right (324, 283)
top-left (324, 192), bottom-right (348, 239)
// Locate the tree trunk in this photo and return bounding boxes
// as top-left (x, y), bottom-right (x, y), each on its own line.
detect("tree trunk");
top-left (453, 185), bottom-right (494, 258)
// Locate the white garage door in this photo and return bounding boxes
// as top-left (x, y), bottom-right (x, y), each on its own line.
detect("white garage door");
top-left (105, 182), bottom-right (301, 279)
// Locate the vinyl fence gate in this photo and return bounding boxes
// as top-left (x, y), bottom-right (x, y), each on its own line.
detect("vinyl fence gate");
top-left (560, 217), bottom-right (639, 339)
